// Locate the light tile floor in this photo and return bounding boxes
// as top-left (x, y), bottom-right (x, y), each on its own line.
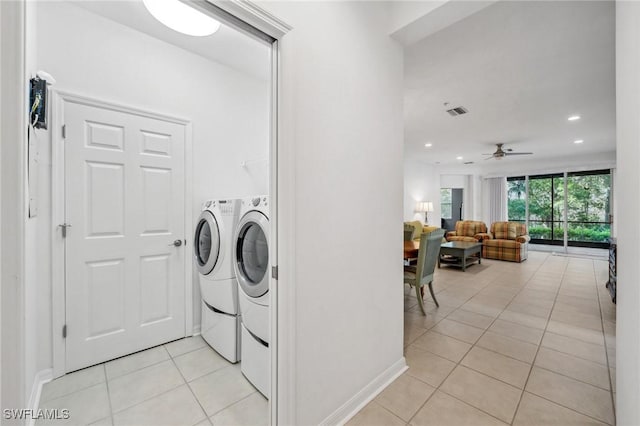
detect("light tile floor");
top-left (38, 336), bottom-right (268, 426)
top-left (349, 251), bottom-right (616, 426)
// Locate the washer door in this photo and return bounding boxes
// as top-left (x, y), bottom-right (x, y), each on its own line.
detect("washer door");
top-left (194, 210), bottom-right (220, 275)
top-left (235, 211), bottom-right (269, 298)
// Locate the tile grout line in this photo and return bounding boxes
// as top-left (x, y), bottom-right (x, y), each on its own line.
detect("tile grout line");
top-left (538, 330), bottom-right (608, 364)
top-left (433, 258), bottom-right (558, 421)
top-left (110, 375), bottom-right (185, 416)
top-left (42, 345), bottom-right (178, 417)
top-left (368, 400), bottom-right (409, 425)
top-left (593, 259), bottom-right (617, 424)
top-left (434, 388), bottom-right (511, 425)
top-left (471, 256), bottom-right (564, 425)
top-left (105, 348), bottom-right (172, 382)
top-left (508, 256), bottom-right (569, 425)
top-left (405, 272), bottom-right (506, 424)
top-left (171, 351), bottom-right (260, 422)
top-left (522, 265), bottom-right (615, 426)
top-left (207, 390), bottom-right (262, 423)
top-left (167, 347), bottom-right (211, 424)
top-left (404, 254), bottom-right (552, 425)
top-left (403, 255), bottom-right (612, 425)
top-left (454, 353), bottom-right (611, 394)
top-left (522, 388), bottom-right (615, 426)
top-left (108, 342), bottom-right (210, 418)
top-left (103, 364), bottom-right (115, 423)
top-left (513, 259), bottom-right (614, 425)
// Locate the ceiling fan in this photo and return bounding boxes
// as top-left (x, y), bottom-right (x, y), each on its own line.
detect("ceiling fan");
top-left (484, 143), bottom-right (533, 160)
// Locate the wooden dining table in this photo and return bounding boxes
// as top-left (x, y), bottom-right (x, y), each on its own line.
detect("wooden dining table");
top-left (403, 240), bottom-right (419, 260)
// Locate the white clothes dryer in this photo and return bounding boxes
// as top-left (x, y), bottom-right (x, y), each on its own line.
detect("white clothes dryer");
top-left (194, 199), bottom-right (241, 363)
top-left (234, 195), bottom-right (270, 397)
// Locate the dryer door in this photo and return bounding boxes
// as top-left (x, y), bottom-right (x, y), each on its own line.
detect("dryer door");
top-left (194, 210), bottom-right (220, 275)
top-left (235, 211), bottom-right (269, 298)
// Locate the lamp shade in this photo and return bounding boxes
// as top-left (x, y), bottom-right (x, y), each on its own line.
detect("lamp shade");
top-left (415, 201), bottom-right (434, 213)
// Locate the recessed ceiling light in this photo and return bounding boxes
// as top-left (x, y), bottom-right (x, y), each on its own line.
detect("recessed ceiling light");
top-left (424, 143), bottom-right (433, 147)
top-left (456, 156), bottom-right (463, 160)
top-left (574, 139), bottom-right (584, 144)
top-left (143, 0), bottom-right (221, 37)
top-left (568, 115), bottom-right (581, 121)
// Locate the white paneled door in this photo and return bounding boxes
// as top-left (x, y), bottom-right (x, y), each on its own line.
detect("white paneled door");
top-left (64, 101), bottom-right (186, 372)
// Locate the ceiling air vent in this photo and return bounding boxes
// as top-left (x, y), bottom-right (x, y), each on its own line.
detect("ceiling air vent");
top-left (446, 106), bottom-right (468, 116)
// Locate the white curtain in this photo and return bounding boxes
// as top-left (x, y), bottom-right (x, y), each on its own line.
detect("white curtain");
top-left (486, 177), bottom-right (508, 224)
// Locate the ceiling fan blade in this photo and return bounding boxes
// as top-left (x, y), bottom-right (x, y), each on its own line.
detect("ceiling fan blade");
top-left (504, 152), bottom-right (533, 156)
top-left (484, 156), bottom-right (495, 160)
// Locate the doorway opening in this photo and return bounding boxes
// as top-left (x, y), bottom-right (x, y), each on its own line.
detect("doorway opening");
top-left (25, 0), bottom-right (281, 423)
top-left (440, 188), bottom-right (463, 231)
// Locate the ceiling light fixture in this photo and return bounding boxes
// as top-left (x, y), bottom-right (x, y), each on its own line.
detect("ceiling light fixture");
top-left (456, 156), bottom-right (463, 160)
top-left (424, 143), bottom-right (433, 147)
top-left (143, 0), bottom-right (221, 37)
top-left (574, 140), bottom-right (584, 144)
top-left (568, 115), bottom-right (581, 121)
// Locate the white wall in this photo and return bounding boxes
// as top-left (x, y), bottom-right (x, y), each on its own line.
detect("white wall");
top-left (404, 166), bottom-right (484, 229)
top-left (1, 0), bottom-right (27, 412)
top-left (440, 174), bottom-right (466, 189)
top-left (389, 0), bottom-right (498, 46)
top-left (27, 1), bottom-right (269, 377)
top-left (615, 1), bottom-right (640, 424)
top-left (262, 2), bottom-right (405, 424)
top-left (404, 158), bottom-right (441, 226)
top-left (439, 174), bottom-right (481, 221)
top-left (469, 174), bottom-right (483, 220)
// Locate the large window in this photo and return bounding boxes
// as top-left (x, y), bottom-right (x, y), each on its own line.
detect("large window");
top-left (566, 171), bottom-right (611, 244)
top-left (507, 177), bottom-right (526, 222)
top-left (506, 170), bottom-right (611, 248)
top-left (441, 188), bottom-right (452, 219)
top-left (528, 174), bottom-right (565, 245)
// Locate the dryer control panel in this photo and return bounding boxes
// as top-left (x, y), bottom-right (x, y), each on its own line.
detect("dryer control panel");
top-left (250, 197), bottom-right (268, 208)
top-left (201, 199), bottom-right (240, 216)
top-left (218, 200), bottom-right (237, 215)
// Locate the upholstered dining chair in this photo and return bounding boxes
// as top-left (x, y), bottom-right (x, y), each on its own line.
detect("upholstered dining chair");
top-left (404, 229), bottom-right (445, 315)
top-left (403, 224), bottom-right (415, 241)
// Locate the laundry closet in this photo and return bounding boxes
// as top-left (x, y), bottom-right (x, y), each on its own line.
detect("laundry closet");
top-left (25, 1), bottom-right (272, 422)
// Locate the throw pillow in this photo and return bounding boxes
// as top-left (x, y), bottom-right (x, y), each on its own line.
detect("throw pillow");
top-left (407, 220), bottom-right (423, 240)
top-left (494, 223), bottom-right (508, 239)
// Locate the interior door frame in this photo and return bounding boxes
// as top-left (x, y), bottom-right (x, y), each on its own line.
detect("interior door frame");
top-left (7, 1), bottom-right (294, 423)
top-left (184, 2), bottom-right (293, 424)
top-left (51, 90), bottom-right (194, 378)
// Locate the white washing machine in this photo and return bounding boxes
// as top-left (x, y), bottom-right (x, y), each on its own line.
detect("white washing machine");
top-left (194, 199), bottom-right (241, 363)
top-left (234, 195), bottom-right (270, 398)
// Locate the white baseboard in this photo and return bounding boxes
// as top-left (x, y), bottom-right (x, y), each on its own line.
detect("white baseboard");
top-left (320, 357), bottom-right (408, 426)
top-left (191, 324), bottom-right (201, 336)
top-left (27, 368), bottom-right (53, 426)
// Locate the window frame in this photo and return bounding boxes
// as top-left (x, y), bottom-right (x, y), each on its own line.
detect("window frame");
top-left (507, 170), bottom-right (612, 249)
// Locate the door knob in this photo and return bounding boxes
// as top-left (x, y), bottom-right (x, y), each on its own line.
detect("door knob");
top-left (169, 239), bottom-right (183, 247)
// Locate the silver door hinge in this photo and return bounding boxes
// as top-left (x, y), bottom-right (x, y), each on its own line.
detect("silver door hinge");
top-left (59, 223), bottom-right (72, 238)
top-left (271, 266), bottom-right (278, 280)
top-left (62, 324), bottom-right (67, 338)
top-left (62, 124), bottom-right (66, 139)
